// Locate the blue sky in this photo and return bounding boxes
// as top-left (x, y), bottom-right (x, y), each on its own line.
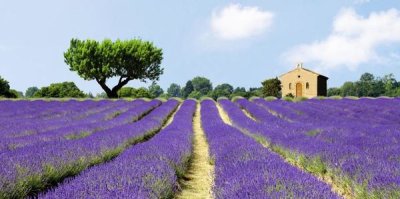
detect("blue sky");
top-left (0, 0), bottom-right (400, 94)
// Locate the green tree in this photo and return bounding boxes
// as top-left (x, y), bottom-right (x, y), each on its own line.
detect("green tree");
top-left (25, 87), bottom-right (39, 98)
top-left (181, 80), bottom-right (194, 98)
top-left (372, 77), bottom-right (385, 97)
top-left (96, 92), bottom-right (108, 98)
top-left (34, 82), bottom-right (85, 98)
top-left (0, 76), bottom-right (17, 98)
top-left (148, 82), bottom-right (164, 98)
top-left (248, 87), bottom-right (262, 97)
top-left (191, 76), bottom-right (212, 95)
top-left (167, 83), bottom-right (181, 97)
top-left (211, 83), bottom-right (233, 99)
top-left (231, 87), bottom-right (248, 98)
top-left (381, 74), bottom-right (397, 96)
top-left (118, 87), bottom-right (136, 98)
top-left (261, 77), bottom-right (281, 97)
top-left (341, 82), bottom-right (357, 96)
top-left (0, 76), bottom-right (11, 97)
top-left (64, 38), bottom-right (163, 98)
top-left (327, 87), bottom-right (342, 96)
top-left (8, 89), bottom-right (20, 98)
top-left (133, 87), bottom-right (151, 98)
top-left (87, 92), bottom-right (94, 98)
top-left (188, 91), bottom-right (202, 99)
top-left (356, 73), bottom-right (375, 97)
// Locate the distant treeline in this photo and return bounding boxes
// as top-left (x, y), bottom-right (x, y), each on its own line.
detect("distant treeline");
top-left (111, 76), bottom-right (268, 100)
top-left (1, 72), bottom-right (400, 99)
top-left (0, 75), bottom-right (279, 99)
top-left (328, 73), bottom-right (400, 97)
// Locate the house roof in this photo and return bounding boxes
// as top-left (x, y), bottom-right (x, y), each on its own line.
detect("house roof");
top-left (279, 67), bottom-right (328, 79)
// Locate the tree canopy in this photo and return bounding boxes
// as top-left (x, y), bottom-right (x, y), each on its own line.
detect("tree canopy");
top-left (25, 87), bottom-right (39, 98)
top-left (64, 38), bottom-right (163, 98)
top-left (191, 76), bottom-right (212, 95)
top-left (34, 82), bottom-right (86, 98)
top-left (148, 82), bottom-right (164, 98)
top-left (117, 87), bottom-right (151, 98)
top-left (261, 77), bottom-right (281, 98)
top-left (181, 80), bottom-right (194, 98)
top-left (328, 73), bottom-right (400, 97)
top-left (211, 83), bottom-right (233, 99)
top-left (0, 76), bottom-right (17, 98)
top-left (231, 87), bottom-right (249, 98)
top-left (167, 83), bottom-right (181, 97)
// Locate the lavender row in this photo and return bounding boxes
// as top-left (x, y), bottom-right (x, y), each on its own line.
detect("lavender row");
top-left (41, 99), bottom-right (196, 198)
top-left (201, 99), bottom-right (338, 198)
top-left (2, 100), bottom-right (148, 141)
top-left (254, 98), bottom-right (400, 126)
top-left (0, 99), bottom-right (179, 198)
top-left (0, 100), bottom-right (160, 153)
top-left (266, 99), bottom-right (400, 184)
top-left (0, 100), bottom-right (95, 120)
top-left (253, 98), bottom-right (400, 168)
top-left (0, 100), bottom-right (103, 125)
top-left (0, 100), bottom-right (132, 140)
top-left (0, 100), bottom-right (128, 138)
top-left (231, 98), bottom-right (400, 197)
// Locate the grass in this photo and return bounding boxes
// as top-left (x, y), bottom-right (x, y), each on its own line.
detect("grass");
top-left (345, 96), bottom-right (360, 100)
top-left (314, 96), bottom-right (327, 100)
top-left (64, 131), bottom-right (91, 140)
top-left (249, 96), bottom-right (261, 101)
top-left (176, 103), bottom-right (214, 199)
top-left (264, 96), bottom-right (278, 101)
top-left (231, 96), bottom-right (245, 102)
top-left (306, 129), bottom-right (322, 137)
top-left (283, 96), bottom-right (294, 102)
top-left (329, 95), bottom-right (343, 99)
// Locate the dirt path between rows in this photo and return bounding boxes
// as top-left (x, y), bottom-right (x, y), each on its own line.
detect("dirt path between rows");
top-left (176, 103), bottom-right (214, 199)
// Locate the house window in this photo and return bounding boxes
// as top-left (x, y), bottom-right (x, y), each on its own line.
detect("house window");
top-left (298, 75), bottom-right (301, 78)
top-left (289, 83), bottom-right (292, 90)
top-left (306, 82), bottom-right (309, 89)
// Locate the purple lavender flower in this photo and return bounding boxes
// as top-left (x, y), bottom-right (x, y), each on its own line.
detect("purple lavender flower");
top-left (202, 99), bottom-right (339, 199)
top-left (0, 99), bottom-right (179, 198)
top-left (40, 100), bottom-right (196, 198)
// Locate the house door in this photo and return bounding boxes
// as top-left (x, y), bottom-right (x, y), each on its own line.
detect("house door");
top-left (296, 83), bottom-right (302, 97)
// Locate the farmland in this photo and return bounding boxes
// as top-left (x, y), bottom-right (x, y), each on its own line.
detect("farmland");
top-left (0, 98), bottom-right (399, 198)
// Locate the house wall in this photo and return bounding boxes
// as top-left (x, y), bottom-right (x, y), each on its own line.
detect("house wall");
top-left (280, 68), bottom-right (319, 98)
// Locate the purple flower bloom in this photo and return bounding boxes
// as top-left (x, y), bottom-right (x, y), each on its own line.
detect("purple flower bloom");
top-left (0, 99), bottom-right (179, 198)
top-left (202, 99), bottom-right (338, 199)
top-left (40, 99), bottom-right (196, 198)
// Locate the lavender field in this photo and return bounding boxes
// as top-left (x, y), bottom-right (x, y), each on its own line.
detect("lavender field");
top-left (0, 98), bottom-right (399, 199)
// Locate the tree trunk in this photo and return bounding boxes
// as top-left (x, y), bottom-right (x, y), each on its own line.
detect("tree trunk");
top-left (106, 90), bottom-right (119, 98)
top-left (96, 77), bottom-right (131, 99)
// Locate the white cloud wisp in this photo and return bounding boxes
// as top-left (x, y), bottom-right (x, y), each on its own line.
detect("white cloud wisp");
top-left (283, 8), bottom-right (400, 70)
top-left (210, 4), bottom-right (274, 41)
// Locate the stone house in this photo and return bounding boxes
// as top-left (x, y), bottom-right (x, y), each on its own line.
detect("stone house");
top-left (279, 63), bottom-right (328, 98)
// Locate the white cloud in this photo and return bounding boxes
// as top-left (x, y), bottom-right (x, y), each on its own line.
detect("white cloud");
top-left (283, 8), bottom-right (400, 71)
top-left (210, 3), bottom-right (274, 40)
